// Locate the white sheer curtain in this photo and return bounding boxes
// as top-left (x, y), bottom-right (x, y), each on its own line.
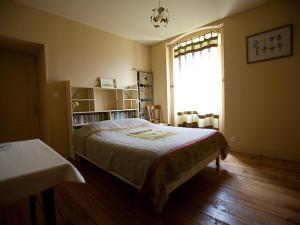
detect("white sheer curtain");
top-left (173, 34), bottom-right (222, 126)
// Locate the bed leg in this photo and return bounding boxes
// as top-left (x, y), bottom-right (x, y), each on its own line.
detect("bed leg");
top-left (75, 153), bottom-right (81, 163)
top-left (216, 156), bottom-right (220, 169)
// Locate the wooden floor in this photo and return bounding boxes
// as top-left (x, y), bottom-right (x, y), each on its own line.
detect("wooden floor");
top-left (1, 152), bottom-right (300, 225)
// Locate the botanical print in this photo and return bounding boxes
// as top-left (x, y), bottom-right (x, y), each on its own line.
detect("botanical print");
top-left (247, 24), bottom-right (292, 63)
top-left (252, 33), bottom-right (283, 56)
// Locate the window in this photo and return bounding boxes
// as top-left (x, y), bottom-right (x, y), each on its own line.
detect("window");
top-left (173, 31), bottom-right (222, 129)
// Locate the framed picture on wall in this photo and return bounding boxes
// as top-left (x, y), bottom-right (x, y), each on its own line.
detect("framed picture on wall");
top-left (99, 78), bottom-right (117, 88)
top-left (246, 24), bottom-right (292, 64)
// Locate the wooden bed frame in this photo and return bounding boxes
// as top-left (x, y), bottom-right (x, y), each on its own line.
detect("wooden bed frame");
top-left (74, 150), bottom-right (221, 211)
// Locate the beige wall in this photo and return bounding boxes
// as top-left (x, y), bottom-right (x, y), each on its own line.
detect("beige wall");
top-left (0, 0), bottom-right (150, 157)
top-left (150, 0), bottom-right (300, 161)
top-left (223, 0), bottom-right (300, 161)
top-left (150, 43), bottom-right (168, 123)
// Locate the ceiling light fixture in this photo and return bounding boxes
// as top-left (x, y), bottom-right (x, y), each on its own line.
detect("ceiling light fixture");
top-left (150, 0), bottom-right (169, 28)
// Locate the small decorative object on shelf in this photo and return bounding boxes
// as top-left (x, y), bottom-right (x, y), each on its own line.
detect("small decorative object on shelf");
top-left (72, 101), bottom-right (79, 111)
top-left (99, 77), bottom-right (117, 88)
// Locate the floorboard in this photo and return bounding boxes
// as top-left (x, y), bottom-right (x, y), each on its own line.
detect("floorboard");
top-left (1, 152), bottom-right (300, 225)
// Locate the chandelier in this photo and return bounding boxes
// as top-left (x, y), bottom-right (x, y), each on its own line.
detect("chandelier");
top-left (150, 0), bottom-right (169, 28)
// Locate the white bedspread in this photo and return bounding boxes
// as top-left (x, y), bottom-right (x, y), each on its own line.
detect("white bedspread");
top-left (73, 119), bottom-right (228, 188)
top-left (73, 119), bottom-right (229, 210)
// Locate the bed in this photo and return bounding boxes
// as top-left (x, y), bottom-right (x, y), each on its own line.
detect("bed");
top-left (73, 118), bottom-right (229, 211)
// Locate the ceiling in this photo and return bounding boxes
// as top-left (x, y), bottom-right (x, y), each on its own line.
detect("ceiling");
top-left (15, 0), bottom-right (271, 45)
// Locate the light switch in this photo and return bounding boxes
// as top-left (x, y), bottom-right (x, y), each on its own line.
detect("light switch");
top-left (230, 136), bottom-right (237, 143)
top-left (52, 92), bottom-right (59, 98)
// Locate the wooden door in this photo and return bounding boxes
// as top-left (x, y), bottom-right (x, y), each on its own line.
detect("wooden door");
top-left (0, 51), bottom-right (40, 143)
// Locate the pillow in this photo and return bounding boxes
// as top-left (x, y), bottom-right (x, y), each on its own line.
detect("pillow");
top-left (92, 118), bottom-right (150, 129)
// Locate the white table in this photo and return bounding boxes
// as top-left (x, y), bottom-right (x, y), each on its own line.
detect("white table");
top-left (0, 139), bottom-right (85, 225)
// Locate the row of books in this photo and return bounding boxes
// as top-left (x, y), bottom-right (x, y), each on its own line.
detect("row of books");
top-left (72, 111), bottom-right (138, 125)
top-left (72, 113), bottom-right (108, 125)
top-left (111, 111), bottom-right (136, 120)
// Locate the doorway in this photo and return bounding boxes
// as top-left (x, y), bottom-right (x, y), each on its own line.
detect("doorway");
top-left (0, 36), bottom-right (48, 143)
top-left (0, 51), bottom-right (40, 142)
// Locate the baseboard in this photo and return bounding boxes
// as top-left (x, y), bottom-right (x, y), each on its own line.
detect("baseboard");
top-left (230, 145), bottom-right (300, 162)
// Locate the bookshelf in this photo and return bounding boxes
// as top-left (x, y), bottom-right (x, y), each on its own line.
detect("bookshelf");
top-left (137, 71), bottom-right (153, 120)
top-left (66, 80), bottom-right (139, 128)
top-left (66, 81), bottom-right (139, 151)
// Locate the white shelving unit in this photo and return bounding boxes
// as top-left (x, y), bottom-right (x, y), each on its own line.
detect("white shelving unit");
top-left (117, 89), bottom-right (139, 110)
top-left (66, 80), bottom-right (139, 129)
top-left (66, 80), bottom-right (139, 155)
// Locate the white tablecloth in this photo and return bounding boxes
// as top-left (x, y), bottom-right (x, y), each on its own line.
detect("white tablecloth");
top-left (0, 139), bottom-right (85, 207)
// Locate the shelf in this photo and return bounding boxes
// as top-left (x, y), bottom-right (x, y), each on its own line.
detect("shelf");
top-left (73, 109), bottom-right (138, 114)
top-left (73, 111), bottom-right (98, 114)
top-left (109, 109), bottom-right (138, 112)
top-left (70, 86), bottom-right (137, 91)
top-left (72, 99), bottom-right (94, 101)
top-left (94, 87), bottom-right (123, 91)
top-left (73, 123), bottom-right (90, 127)
top-left (124, 99), bottom-right (139, 101)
